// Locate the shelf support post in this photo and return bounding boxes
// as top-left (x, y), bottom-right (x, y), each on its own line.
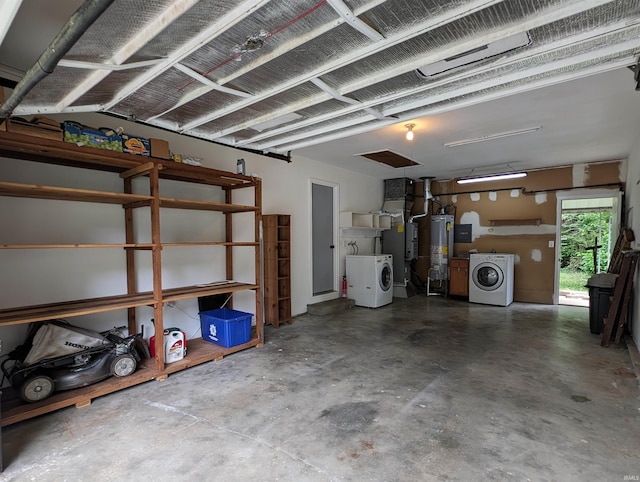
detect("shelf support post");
top-left (150, 162), bottom-right (164, 371)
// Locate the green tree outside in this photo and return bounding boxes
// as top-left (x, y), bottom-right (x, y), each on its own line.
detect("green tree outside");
top-left (560, 210), bottom-right (612, 292)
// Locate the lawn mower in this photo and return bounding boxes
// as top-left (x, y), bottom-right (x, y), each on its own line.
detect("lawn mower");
top-left (1, 319), bottom-right (147, 403)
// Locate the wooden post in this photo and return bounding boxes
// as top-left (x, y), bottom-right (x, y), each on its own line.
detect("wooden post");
top-left (123, 177), bottom-right (136, 334)
top-left (601, 252), bottom-right (639, 346)
top-left (149, 163), bottom-right (164, 370)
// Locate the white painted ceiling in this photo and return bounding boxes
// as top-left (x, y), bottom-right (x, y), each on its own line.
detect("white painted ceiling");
top-left (1, 0), bottom-right (640, 181)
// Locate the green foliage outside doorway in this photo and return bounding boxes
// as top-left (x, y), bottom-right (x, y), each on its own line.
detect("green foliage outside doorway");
top-left (560, 210), bottom-right (612, 292)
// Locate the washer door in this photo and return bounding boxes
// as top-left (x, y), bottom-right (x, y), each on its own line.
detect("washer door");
top-left (472, 262), bottom-right (504, 291)
top-left (379, 263), bottom-right (392, 291)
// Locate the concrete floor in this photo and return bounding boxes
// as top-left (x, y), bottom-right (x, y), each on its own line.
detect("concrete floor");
top-left (2, 296), bottom-right (639, 481)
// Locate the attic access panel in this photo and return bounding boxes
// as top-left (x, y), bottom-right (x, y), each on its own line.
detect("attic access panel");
top-left (358, 149), bottom-right (418, 168)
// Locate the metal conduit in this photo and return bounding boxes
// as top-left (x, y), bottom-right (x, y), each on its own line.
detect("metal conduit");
top-left (0, 0), bottom-right (115, 120)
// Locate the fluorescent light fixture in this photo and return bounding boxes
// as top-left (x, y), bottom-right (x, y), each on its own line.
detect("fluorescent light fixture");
top-left (444, 125), bottom-right (542, 148)
top-left (457, 172), bottom-right (527, 184)
top-left (416, 31), bottom-right (531, 78)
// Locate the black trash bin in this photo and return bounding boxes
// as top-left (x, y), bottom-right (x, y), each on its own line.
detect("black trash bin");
top-left (586, 273), bottom-right (617, 334)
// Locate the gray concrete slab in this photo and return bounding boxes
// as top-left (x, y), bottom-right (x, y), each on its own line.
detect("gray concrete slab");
top-left (307, 298), bottom-right (355, 316)
top-left (2, 297), bottom-right (639, 481)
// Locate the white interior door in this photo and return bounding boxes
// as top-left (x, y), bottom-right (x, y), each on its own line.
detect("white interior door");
top-left (311, 180), bottom-right (338, 298)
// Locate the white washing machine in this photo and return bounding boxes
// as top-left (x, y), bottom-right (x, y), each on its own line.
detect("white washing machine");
top-left (346, 255), bottom-right (393, 308)
top-left (469, 253), bottom-right (515, 306)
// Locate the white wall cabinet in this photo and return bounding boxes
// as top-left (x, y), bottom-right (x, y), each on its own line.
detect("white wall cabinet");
top-left (340, 211), bottom-right (390, 230)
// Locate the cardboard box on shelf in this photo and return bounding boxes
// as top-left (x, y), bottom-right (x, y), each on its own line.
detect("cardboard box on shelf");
top-left (122, 134), bottom-right (150, 156)
top-left (63, 121), bottom-right (122, 151)
top-left (150, 138), bottom-right (170, 159)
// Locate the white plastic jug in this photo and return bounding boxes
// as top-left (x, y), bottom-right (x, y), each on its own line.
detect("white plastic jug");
top-left (164, 330), bottom-right (185, 363)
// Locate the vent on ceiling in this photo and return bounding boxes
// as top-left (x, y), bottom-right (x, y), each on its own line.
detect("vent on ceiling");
top-left (357, 149), bottom-right (419, 168)
top-left (416, 31), bottom-right (531, 79)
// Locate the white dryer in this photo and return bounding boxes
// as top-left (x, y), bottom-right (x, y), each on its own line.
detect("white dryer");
top-left (346, 255), bottom-right (393, 308)
top-left (469, 253), bottom-right (515, 306)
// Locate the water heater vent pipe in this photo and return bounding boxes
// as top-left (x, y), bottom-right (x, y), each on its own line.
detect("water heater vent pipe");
top-left (409, 176), bottom-right (434, 222)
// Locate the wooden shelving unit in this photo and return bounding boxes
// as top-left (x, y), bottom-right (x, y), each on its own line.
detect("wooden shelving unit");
top-left (0, 131), bottom-right (262, 426)
top-left (263, 214), bottom-right (291, 327)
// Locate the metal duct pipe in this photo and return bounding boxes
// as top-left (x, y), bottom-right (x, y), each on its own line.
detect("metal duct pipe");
top-left (409, 176), bottom-right (434, 222)
top-left (0, 0), bottom-right (115, 120)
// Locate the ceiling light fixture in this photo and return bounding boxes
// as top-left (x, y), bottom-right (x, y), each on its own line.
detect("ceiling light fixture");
top-left (405, 123), bottom-right (415, 141)
top-left (457, 172), bottom-right (527, 184)
top-left (444, 125), bottom-right (542, 148)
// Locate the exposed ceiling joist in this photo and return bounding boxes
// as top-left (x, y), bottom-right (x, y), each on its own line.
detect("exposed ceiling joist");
top-left (172, 63), bottom-right (253, 98)
top-left (275, 56), bottom-right (635, 153)
top-left (176, 0), bottom-right (507, 132)
top-left (55, 0), bottom-right (202, 112)
top-left (255, 30), bottom-right (640, 149)
top-left (177, 0), bottom-right (614, 140)
top-left (234, 18), bottom-right (640, 146)
top-left (142, 0), bottom-right (388, 123)
top-left (4, 0), bottom-right (639, 177)
top-left (102, 0), bottom-right (272, 112)
top-left (325, 0), bottom-right (385, 42)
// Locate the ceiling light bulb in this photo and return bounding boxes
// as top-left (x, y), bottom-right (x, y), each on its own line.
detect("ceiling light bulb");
top-left (405, 123), bottom-right (415, 141)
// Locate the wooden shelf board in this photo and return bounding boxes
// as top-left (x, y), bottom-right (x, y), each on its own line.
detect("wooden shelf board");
top-left (162, 282), bottom-right (259, 302)
top-left (0, 293), bottom-right (156, 326)
top-left (162, 336), bottom-right (261, 374)
top-left (0, 243), bottom-right (154, 249)
top-left (0, 180), bottom-right (152, 204)
top-left (0, 132), bottom-right (260, 188)
top-left (0, 283), bottom-right (259, 326)
top-left (156, 159), bottom-right (258, 187)
top-left (161, 242), bottom-right (259, 247)
top-left (0, 131), bottom-right (144, 172)
top-left (1, 359), bottom-right (162, 427)
top-left (159, 197), bottom-right (259, 212)
top-left (0, 182), bottom-right (259, 213)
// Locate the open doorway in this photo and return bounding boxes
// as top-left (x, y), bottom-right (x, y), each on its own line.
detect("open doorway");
top-left (557, 193), bottom-right (620, 306)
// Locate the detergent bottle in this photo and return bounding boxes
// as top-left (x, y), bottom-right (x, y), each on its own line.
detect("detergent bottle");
top-left (150, 321), bottom-right (187, 359)
top-left (164, 330), bottom-right (185, 363)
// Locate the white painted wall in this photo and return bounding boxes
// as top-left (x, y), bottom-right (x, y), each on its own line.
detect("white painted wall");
top-left (0, 113), bottom-right (384, 356)
top-left (625, 135), bottom-right (640, 349)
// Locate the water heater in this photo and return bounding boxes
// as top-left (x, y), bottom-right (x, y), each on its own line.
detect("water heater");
top-left (430, 215), bottom-right (454, 281)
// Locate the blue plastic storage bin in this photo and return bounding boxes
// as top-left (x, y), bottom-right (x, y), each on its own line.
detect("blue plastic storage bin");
top-left (199, 308), bottom-right (252, 348)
